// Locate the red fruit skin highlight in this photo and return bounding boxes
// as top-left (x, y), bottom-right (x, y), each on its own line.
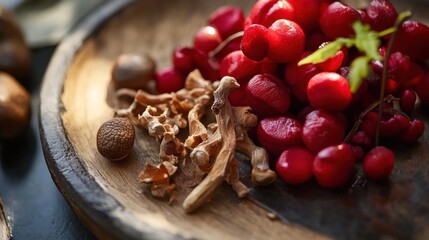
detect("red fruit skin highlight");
top-left (320, 1), bottom-right (362, 40)
top-left (307, 72), bottom-right (352, 112)
top-left (363, 0), bottom-right (398, 32)
top-left (208, 5), bottom-right (245, 39)
top-left (392, 21), bottom-right (429, 61)
top-left (258, 116), bottom-right (303, 156)
top-left (267, 19), bottom-right (305, 63)
top-left (302, 110), bottom-right (345, 153)
top-left (155, 67), bottom-right (185, 93)
top-left (276, 147), bottom-right (314, 185)
top-left (241, 24), bottom-right (269, 61)
top-left (313, 144), bottom-right (355, 188)
top-left (363, 146), bottom-right (395, 181)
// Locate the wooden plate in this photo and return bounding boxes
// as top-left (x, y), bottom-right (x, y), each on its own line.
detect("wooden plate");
top-left (40, 0), bottom-right (429, 239)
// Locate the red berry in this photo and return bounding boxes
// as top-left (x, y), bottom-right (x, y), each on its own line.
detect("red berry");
top-left (241, 24), bottom-right (269, 61)
top-left (316, 43), bottom-right (348, 72)
top-left (359, 111), bottom-right (379, 138)
top-left (307, 72), bottom-right (352, 112)
top-left (247, 0), bottom-right (295, 28)
top-left (289, 0), bottom-right (321, 32)
top-left (220, 50), bottom-right (260, 83)
top-left (320, 1), bottom-right (362, 40)
top-left (276, 147), bottom-right (314, 185)
top-left (305, 32), bottom-right (329, 51)
top-left (193, 26), bottom-right (222, 53)
top-left (173, 47), bottom-right (196, 74)
top-left (399, 89), bottom-right (417, 116)
top-left (313, 144), bottom-right (355, 188)
top-left (302, 110), bottom-right (345, 153)
top-left (363, 0), bottom-right (398, 32)
top-left (415, 71), bottom-right (429, 105)
top-left (155, 67), bottom-right (185, 93)
top-left (247, 74), bottom-right (291, 118)
top-left (267, 19), bottom-right (305, 63)
top-left (388, 52), bottom-right (424, 86)
top-left (350, 131), bottom-right (373, 150)
top-left (363, 146), bottom-right (394, 181)
top-left (258, 116), bottom-right (303, 156)
top-left (208, 6), bottom-right (245, 39)
top-left (400, 119), bottom-right (425, 143)
top-left (392, 21), bottom-right (429, 61)
top-left (228, 84), bottom-right (250, 107)
top-left (380, 114), bottom-right (410, 137)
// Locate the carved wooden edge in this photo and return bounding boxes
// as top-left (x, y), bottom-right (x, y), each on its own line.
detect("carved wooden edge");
top-left (39, 1), bottom-right (185, 239)
top-left (0, 198), bottom-right (11, 240)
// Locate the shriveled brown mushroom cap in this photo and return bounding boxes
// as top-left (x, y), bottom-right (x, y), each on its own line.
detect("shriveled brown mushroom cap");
top-left (96, 117), bottom-right (135, 160)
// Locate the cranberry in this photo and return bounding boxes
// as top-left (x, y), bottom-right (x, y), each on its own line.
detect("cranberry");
top-left (363, 0), bottom-right (398, 32)
top-left (228, 84), bottom-right (250, 107)
top-left (359, 111), bottom-right (379, 138)
top-left (415, 71), bottom-right (429, 105)
top-left (276, 147), bottom-right (314, 185)
top-left (380, 114), bottom-right (410, 137)
top-left (307, 72), bottom-right (352, 112)
top-left (220, 50), bottom-right (259, 83)
top-left (258, 116), bottom-right (303, 156)
top-left (208, 6), bottom-right (245, 39)
top-left (388, 52), bottom-right (424, 86)
top-left (193, 26), bottom-right (222, 53)
top-left (302, 110), bottom-right (345, 153)
top-left (313, 144), bottom-right (355, 188)
top-left (173, 47), bottom-right (196, 74)
top-left (241, 24), bottom-right (269, 61)
top-left (399, 89), bottom-right (417, 116)
top-left (246, 74), bottom-right (291, 118)
top-left (363, 146), bottom-right (394, 181)
top-left (246, 0), bottom-right (295, 29)
top-left (155, 67), bottom-right (185, 93)
top-left (392, 21), bottom-right (429, 61)
top-left (267, 19), bottom-right (305, 63)
top-left (297, 105), bottom-right (315, 124)
top-left (350, 131), bottom-right (373, 150)
top-left (320, 1), bottom-right (362, 40)
top-left (316, 43), bottom-right (348, 72)
top-left (400, 119), bottom-right (425, 143)
top-left (305, 32), bottom-right (329, 51)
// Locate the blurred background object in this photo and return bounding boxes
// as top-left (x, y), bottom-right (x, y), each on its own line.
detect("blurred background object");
top-left (1, 0), bottom-right (108, 47)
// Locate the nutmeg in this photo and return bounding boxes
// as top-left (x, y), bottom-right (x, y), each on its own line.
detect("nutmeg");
top-left (0, 72), bottom-right (31, 139)
top-left (111, 53), bottom-right (156, 90)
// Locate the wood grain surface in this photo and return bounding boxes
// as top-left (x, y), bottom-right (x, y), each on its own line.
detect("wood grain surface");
top-left (39, 0), bottom-right (429, 239)
top-left (0, 199), bottom-right (10, 240)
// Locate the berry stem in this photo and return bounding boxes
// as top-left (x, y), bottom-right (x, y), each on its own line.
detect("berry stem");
top-left (375, 11), bottom-right (412, 146)
top-left (209, 31), bottom-right (244, 58)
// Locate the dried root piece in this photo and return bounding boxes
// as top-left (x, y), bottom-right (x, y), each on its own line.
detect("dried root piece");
top-left (183, 76), bottom-right (248, 213)
top-left (184, 95), bottom-right (211, 149)
top-left (233, 107), bottom-right (276, 186)
top-left (159, 125), bottom-right (186, 165)
top-left (138, 162), bottom-right (176, 202)
top-left (138, 106), bottom-right (167, 139)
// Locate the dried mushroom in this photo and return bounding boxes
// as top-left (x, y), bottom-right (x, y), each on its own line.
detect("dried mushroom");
top-left (0, 72), bottom-right (31, 139)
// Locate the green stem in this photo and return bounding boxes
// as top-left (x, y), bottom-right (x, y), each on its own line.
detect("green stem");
top-left (375, 11), bottom-right (412, 146)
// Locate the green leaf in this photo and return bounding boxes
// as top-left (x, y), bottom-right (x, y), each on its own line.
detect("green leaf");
top-left (349, 56), bottom-right (370, 93)
top-left (353, 22), bottom-right (381, 60)
top-left (298, 41), bottom-right (344, 66)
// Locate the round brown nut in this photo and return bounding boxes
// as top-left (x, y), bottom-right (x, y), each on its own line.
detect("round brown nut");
top-left (0, 39), bottom-right (31, 82)
top-left (96, 117), bottom-right (135, 160)
top-left (0, 72), bottom-right (31, 139)
top-left (111, 53), bottom-right (156, 90)
top-left (0, 6), bottom-right (25, 41)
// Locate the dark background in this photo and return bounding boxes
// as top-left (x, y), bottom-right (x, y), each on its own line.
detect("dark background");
top-left (0, 47), bottom-right (96, 239)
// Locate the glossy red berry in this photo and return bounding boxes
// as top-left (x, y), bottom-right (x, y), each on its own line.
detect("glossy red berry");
top-left (363, 146), bottom-right (394, 181)
top-left (155, 67), bottom-right (185, 93)
top-left (400, 119), bottom-right (425, 143)
top-left (350, 131), bottom-right (373, 150)
top-left (228, 84), bottom-right (250, 107)
top-left (313, 144), bottom-right (355, 188)
top-left (307, 72), bottom-right (352, 112)
top-left (399, 89), bottom-right (417, 116)
top-left (276, 147), bottom-right (314, 185)
top-left (392, 21), bottom-right (429, 61)
top-left (247, 0), bottom-right (295, 29)
top-left (173, 47), bottom-right (196, 74)
top-left (258, 116), bottom-right (303, 156)
top-left (379, 114), bottom-right (410, 137)
top-left (320, 1), bottom-right (362, 40)
top-left (247, 74), bottom-right (291, 118)
top-left (267, 19), bottom-right (305, 63)
top-left (220, 50), bottom-right (259, 83)
top-left (316, 43), bottom-right (348, 72)
top-left (193, 26), bottom-right (222, 53)
top-left (388, 52), bottom-right (424, 86)
top-left (415, 71), bottom-right (429, 105)
top-left (208, 5), bottom-right (245, 39)
top-left (241, 24), bottom-right (269, 61)
top-left (302, 110), bottom-right (345, 153)
top-left (363, 0), bottom-right (398, 32)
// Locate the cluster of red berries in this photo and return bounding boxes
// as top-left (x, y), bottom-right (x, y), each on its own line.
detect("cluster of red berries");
top-left (154, 0), bottom-right (428, 189)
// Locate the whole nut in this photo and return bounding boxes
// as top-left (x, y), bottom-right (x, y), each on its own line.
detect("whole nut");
top-left (96, 117), bottom-right (135, 161)
top-left (111, 53), bottom-right (156, 90)
top-left (0, 6), bottom-right (25, 41)
top-left (0, 39), bottom-right (31, 82)
top-left (0, 72), bottom-right (31, 139)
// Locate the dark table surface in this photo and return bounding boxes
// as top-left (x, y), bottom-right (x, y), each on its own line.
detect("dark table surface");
top-left (0, 46), bottom-right (96, 240)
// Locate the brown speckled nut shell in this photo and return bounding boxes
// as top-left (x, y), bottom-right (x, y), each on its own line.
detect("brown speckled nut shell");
top-left (96, 117), bottom-right (135, 160)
